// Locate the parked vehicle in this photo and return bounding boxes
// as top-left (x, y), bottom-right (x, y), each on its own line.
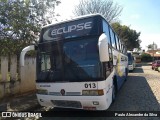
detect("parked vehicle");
top-left (152, 60), bottom-right (160, 70)
top-left (127, 52), bottom-right (136, 71)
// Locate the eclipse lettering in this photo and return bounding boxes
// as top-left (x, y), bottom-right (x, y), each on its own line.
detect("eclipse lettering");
top-left (51, 21), bottom-right (92, 36)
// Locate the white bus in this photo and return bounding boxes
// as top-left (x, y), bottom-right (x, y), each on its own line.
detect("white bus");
top-left (127, 51), bottom-right (136, 71)
top-left (20, 14), bottom-right (128, 110)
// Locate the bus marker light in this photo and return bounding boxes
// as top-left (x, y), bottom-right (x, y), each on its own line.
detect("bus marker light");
top-left (40, 99), bottom-right (44, 102)
top-left (98, 90), bottom-right (104, 95)
top-left (82, 90), bottom-right (104, 96)
top-left (93, 101), bottom-right (99, 105)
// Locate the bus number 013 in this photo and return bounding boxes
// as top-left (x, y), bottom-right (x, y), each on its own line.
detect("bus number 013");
top-left (84, 83), bottom-right (96, 88)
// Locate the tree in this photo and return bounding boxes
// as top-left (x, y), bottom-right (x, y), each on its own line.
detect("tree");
top-left (141, 53), bottom-right (152, 62)
top-left (146, 42), bottom-right (157, 50)
top-left (0, 0), bottom-right (60, 55)
top-left (73, 0), bottom-right (123, 23)
top-left (0, 0), bottom-right (37, 55)
top-left (29, 0), bottom-right (61, 25)
top-left (112, 22), bottom-right (141, 50)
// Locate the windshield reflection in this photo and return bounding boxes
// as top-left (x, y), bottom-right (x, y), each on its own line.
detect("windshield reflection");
top-left (37, 38), bottom-right (103, 82)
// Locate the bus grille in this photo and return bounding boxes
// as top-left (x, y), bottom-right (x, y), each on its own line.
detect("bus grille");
top-left (66, 92), bottom-right (81, 96)
top-left (49, 92), bottom-right (81, 96)
top-left (51, 100), bottom-right (82, 108)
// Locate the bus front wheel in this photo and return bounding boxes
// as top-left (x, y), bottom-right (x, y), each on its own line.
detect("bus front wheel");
top-left (112, 84), bottom-right (116, 103)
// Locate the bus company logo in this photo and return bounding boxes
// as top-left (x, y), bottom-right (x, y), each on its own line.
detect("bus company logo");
top-left (60, 89), bottom-right (65, 96)
top-left (43, 21), bottom-right (92, 40)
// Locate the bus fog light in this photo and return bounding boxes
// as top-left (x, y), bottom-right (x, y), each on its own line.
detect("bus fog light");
top-left (82, 90), bottom-right (104, 96)
top-left (40, 99), bottom-right (44, 102)
top-left (98, 90), bottom-right (104, 95)
top-left (82, 90), bottom-right (98, 96)
top-left (82, 90), bottom-right (90, 96)
top-left (90, 90), bottom-right (98, 96)
top-left (93, 101), bottom-right (99, 105)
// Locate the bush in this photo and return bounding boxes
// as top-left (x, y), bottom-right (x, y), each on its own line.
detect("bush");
top-left (141, 53), bottom-right (152, 62)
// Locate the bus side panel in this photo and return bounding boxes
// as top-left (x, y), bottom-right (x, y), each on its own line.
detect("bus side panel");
top-left (113, 49), bottom-right (127, 90)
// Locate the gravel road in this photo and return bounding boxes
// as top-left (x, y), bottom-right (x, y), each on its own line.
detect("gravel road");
top-left (1, 63), bottom-right (160, 120)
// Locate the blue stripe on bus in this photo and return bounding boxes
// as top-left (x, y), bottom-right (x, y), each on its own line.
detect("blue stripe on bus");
top-left (116, 74), bottom-right (126, 90)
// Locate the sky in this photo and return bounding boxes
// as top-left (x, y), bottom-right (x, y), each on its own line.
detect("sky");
top-left (55, 0), bottom-right (160, 50)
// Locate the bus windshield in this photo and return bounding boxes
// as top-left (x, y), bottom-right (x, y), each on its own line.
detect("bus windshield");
top-left (127, 53), bottom-right (132, 61)
top-left (37, 37), bottom-right (103, 82)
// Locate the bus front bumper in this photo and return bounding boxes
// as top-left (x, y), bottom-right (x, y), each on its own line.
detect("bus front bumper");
top-left (36, 94), bottom-right (109, 111)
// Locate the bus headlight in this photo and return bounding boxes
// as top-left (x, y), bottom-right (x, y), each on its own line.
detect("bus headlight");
top-left (82, 90), bottom-right (104, 96)
top-left (36, 89), bottom-right (48, 95)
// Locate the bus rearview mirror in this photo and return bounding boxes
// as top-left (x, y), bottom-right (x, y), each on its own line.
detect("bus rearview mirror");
top-left (20, 45), bottom-right (35, 66)
top-left (98, 33), bottom-right (109, 62)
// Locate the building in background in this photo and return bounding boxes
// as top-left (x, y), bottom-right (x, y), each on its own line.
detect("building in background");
top-left (146, 49), bottom-right (160, 60)
top-left (132, 48), bottom-right (142, 63)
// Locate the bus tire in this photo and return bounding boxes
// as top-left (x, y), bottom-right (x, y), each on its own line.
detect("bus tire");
top-left (125, 68), bottom-right (128, 81)
top-left (112, 78), bottom-right (117, 103)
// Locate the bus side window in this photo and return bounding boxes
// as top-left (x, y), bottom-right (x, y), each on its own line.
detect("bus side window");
top-left (132, 56), bottom-right (135, 60)
top-left (121, 44), bottom-right (123, 53)
top-left (119, 39), bottom-right (122, 52)
top-left (115, 35), bottom-right (119, 50)
top-left (109, 28), bottom-right (116, 48)
top-left (122, 45), bottom-right (125, 54)
top-left (122, 44), bottom-right (124, 53)
top-left (105, 60), bottom-right (113, 78)
top-left (102, 20), bottom-right (111, 44)
top-left (108, 46), bottom-right (113, 61)
top-left (103, 46), bottom-right (113, 78)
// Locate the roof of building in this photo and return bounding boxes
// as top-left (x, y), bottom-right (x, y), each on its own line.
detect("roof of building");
top-left (146, 50), bottom-right (160, 57)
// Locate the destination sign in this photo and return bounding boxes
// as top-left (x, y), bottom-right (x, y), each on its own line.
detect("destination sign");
top-left (42, 17), bottom-right (99, 41)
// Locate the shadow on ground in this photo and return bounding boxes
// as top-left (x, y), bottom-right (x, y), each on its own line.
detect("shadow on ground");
top-left (129, 63), bottom-right (144, 73)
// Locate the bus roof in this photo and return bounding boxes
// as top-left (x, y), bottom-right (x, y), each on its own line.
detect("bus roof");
top-left (43, 14), bottom-right (105, 29)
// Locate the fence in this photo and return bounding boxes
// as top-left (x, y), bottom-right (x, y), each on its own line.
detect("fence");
top-left (0, 55), bottom-right (36, 99)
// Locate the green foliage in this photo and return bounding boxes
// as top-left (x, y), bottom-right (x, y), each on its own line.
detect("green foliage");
top-left (29, 0), bottom-right (61, 25)
top-left (146, 43), bottom-right (157, 50)
top-left (0, 0), bottom-right (40, 55)
top-left (111, 22), bottom-right (141, 50)
top-left (0, 0), bottom-right (60, 56)
top-left (141, 53), bottom-right (152, 62)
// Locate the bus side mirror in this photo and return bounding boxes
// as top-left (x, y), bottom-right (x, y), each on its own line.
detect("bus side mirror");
top-left (20, 45), bottom-right (35, 66)
top-left (98, 33), bottom-right (109, 62)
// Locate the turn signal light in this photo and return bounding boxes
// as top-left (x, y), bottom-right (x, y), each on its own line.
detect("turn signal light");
top-left (82, 89), bottom-right (104, 96)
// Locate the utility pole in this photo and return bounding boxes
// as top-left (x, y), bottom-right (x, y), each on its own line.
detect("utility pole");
top-left (152, 42), bottom-right (154, 61)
